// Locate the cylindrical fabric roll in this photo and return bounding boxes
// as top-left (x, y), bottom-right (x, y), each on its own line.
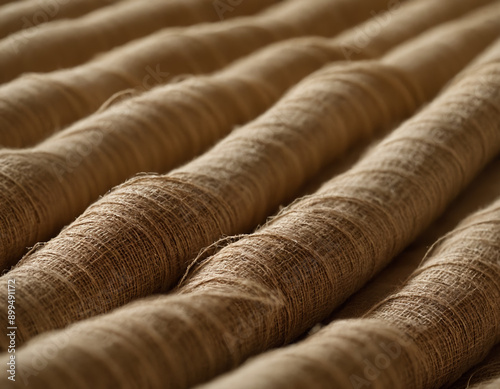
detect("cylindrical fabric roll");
top-left (1, 0), bottom-right (494, 270)
top-left (0, 0), bottom-right (123, 39)
top-left (199, 195), bottom-right (500, 389)
top-left (0, 0), bottom-right (281, 82)
top-left (333, 155), bottom-right (500, 320)
top-left (450, 345), bottom-right (500, 388)
top-left (1, 6), bottom-right (497, 349)
top-left (0, 0), bottom-right (449, 148)
top-left (3, 34), bottom-right (500, 389)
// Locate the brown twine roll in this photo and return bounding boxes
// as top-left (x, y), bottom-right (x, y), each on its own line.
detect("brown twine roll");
top-left (200, 195), bottom-right (500, 389)
top-left (333, 156), bottom-right (500, 320)
top-left (450, 345), bottom-right (500, 388)
top-left (0, 0), bottom-right (281, 82)
top-left (4, 35), bottom-right (500, 389)
top-left (0, 61), bottom-right (417, 344)
top-left (0, 22), bottom-right (450, 347)
top-left (0, 0), bottom-right (488, 270)
top-left (0, 0), bottom-right (397, 148)
top-left (0, 0), bottom-right (123, 39)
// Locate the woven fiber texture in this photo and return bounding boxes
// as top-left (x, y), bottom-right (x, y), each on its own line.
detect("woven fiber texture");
top-left (0, 0), bottom-right (124, 39)
top-left (0, 0), bottom-right (389, 148)
top-left (199, 192), bottom-right (500, 389)
top-left (4, 33), bottom-right (500, 389)
top-left (452, 345), bottom-right (500, 388)
top-left (332, 156), bottom-right (500, 321)
top-left (0, 0), bottom-right (491, 271)
top-left (3, 6), bottom-right (498, 348)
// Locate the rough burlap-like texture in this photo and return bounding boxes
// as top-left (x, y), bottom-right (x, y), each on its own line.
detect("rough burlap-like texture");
top-left (4, 35), bottom-right (500, 389)
top-left (200, 193), bottom-right (500, 389)
top-left (0, 0), bottom-right (390, 148)
top-left (332, 156), bottom-right (500, 320)
top-left (3, 6), bottom-right (497, 348)
top-left (450, 345), bottom-right (500, 388)
top-left (0, 0), bottom-right (123, 39)
top-left (1, 0), bottom-right (493, 270)
top-left (0, 0), bottom-right (281, 82)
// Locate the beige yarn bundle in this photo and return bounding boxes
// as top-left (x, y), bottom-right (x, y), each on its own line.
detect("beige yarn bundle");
top-left (0, 0), bottom-right (280, 82)
top-left (1, 0), bottom-right (494, 269)
top-left (3, 30), bottom-right (500, 389)
top-left (0, 0), bottom-right (389, 147)
top-left (199, 195), bottom-right (500, 388)
top-left (0, 0), bottom-right (123, 38)
top-left (2, 4), bottom-right (498, 349)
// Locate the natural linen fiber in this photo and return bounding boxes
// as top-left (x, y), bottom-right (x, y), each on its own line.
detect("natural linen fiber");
top-left (332, 155), bottom-right (500, 321)
top-left (3, 33), bottom-right (500, 389)
top-left (2, 7), bottom-right (496, 348)
top-left (0, 0), bottom-right (123, 39)
top-left (0, 0), bottom-right (280, 82)
top-left (452, 346), bottom-right (500, 389)
top-left (0, 0), bottom-right (389, 148)
top-left (0, 0), bottom-right (490, 269)
top-left (199, 197), bottom-right (500, 389)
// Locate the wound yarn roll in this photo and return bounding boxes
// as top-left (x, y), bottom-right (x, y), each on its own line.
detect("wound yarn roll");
top-left (0, 0), bottom-right (488, 269)
top-left (199, 196), bottom-right (500, 389)
top-left (2, 9), bottom-right (499, 360)
top-left (0, 61), bottom-right (419, 347)
top-left (0, 0), bottom-right (389, 148)
top-left (0, 0), bottom-right (123, 39)
top-left (6, 35), bottom-right (500, 389)
top-left (333, 155), bottom-right (500, 321)
top-left (452, 345), bottom-right (500, 389)
top-left (0, 0), bottom-right (280, 82)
